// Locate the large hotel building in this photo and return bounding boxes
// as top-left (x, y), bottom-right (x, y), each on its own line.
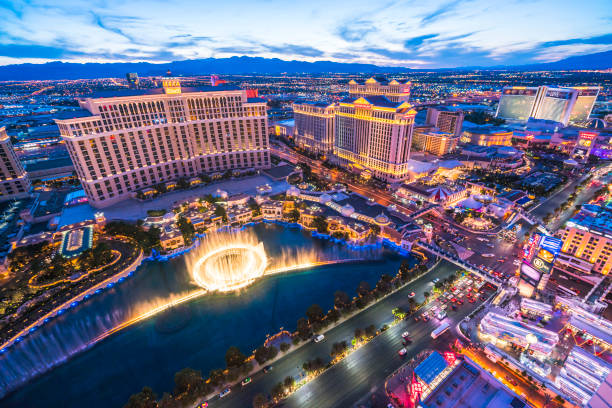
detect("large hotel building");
top-left (57, 80), bottom-right (269, 208)
top-left (348, 77), bottom-right (411, 102)
top-left (496, 85), bottom-right (600, 126)
top-left (292, 101), bottom-right (335, 155)
top-left (0, 127), bottom-right (31, 201)
top-left (334, 96), bottom-right (416, 182)
top-left (556, 204), bottom-right (612, 275)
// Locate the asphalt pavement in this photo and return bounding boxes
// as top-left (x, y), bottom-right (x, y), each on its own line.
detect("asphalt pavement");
top-left (208, 261), bottom-right (488, 408)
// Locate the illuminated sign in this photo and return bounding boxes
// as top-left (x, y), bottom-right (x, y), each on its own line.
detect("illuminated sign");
top-left (521, 263), bottom-right (541, 286)
top-left (523, 234), bottom-right (541, 262)
top-left (354, 103), bottom-right (372, 109)
top-left (532, 257), bottom-right (551, 273)
top-left (579, 131), bottom-right (597, 141)
top-left (540, 236), bottom-right (562, 256)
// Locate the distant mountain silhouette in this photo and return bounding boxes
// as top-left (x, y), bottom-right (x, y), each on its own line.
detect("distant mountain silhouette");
top-left (0, 52), bottom-right (610, 80)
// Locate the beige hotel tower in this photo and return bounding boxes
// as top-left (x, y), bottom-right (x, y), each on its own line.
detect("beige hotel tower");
top-left (57, 80), bottom-right (270, 208)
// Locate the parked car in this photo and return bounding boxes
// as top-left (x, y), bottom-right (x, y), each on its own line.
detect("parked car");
top-left (219, 388), bottom-right (231, 398)
top-left (241, 377), bottom-right (251, 387)
top-left (313, 334), bottom-right (325, 343)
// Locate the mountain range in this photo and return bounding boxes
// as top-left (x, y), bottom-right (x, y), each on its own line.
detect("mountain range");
top-left (0, 51), bottom-right (610, 81)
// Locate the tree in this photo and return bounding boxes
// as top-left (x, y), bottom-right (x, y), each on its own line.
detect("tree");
top-left (208, 368), bottom-right (226, 386)
top-left (303, 357), bottom-right (325, 373)
top-left (283, 376), bottom-right (295, 390)
top-left (177, 216), bottom-right (196, 243)
top-left (334, 290), bottom-right (350, 309)
top-left (312, 215), bottom-right (328, 233)
top-left (158, 393), bottom-right (180, 408)
top-left (271, 382), bottom-right (286, 400)
top-left (306, 304), bottom-right (324, 324)
top-left (124, 386), bottom-right (157, 408)
top-left (354, 328), bottom-right (364, 340)
top-left (327, 308), bottom-right (341, 322)
top-left (357, 281), bottom-right (371, 297)
top-left (330, 341), bottom-right (348, 358)
top-left (296, 317), bottom-right (312, 340)
top-left (173, 367), bottom-right (205, 397)
top-left (253, 393), bottom-right (268, 408)
top-left (225, 346), bottom-right (247, 368)
top-left (254, 345), bottom-right (277, 365)
top-left (368, 224), bottom-right (381, 237)
top-left (424, 291), bottom-right (431, 299)
top-left (287, 209), bottom-right (300, 223)
top-left (248, 198), bottom-right (262, 217)
top-left (280, 342), bottom-right (291, 352)
top-left (214, 205), bottom-right (228, 222)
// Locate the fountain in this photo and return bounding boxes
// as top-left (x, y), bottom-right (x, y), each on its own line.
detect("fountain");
top-left (187, 229), bottom-right (319, 292)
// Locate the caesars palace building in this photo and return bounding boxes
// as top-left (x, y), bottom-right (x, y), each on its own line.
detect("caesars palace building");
top-left (57, 79), bottom-right (269, 208)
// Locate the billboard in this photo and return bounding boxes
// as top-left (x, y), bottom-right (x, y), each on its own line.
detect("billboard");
top-left (521, 233), bottom-right (562, 286)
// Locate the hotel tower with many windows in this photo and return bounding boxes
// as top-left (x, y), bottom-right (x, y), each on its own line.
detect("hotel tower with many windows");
top-left (57, 80), bottom-right (269, 208)
top-left (0, 127), bottom-right (31, 201)
top-left (334, 96), bottom-right (416, 182)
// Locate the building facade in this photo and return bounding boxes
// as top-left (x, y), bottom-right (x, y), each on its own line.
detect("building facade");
top-left (557, 204), bottom-right (612, 275)
top-left (348, 77), bottom-right (411, 103)
top-left (413, 130), bottom-right (459, 156)
top-left (496, 85), bottom-right (600, 126)
top-left (292, 102), bottom-right (335, 155)
top-left (426, 106), bottom-right (464, 137)
top-left (333, 96), bottom-right (416, 183)
top-left (0, 127), bottom-right (31, 201)
top-left (460, 126), bottom-right (513, 146)
top-left (57, 80), bottom-right (269, 208)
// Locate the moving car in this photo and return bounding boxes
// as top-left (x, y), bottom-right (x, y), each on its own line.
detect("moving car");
top-left (219, 388), bottom-right (231, 398)
top-left (408, 292), bottom-right (416, 298)
top-left (402, 331), bottom-right (411, 338)
top-left (313, 334), bottom-right (325, 343)
top-left (398, 348), bottom-right (407, 356)
top-left (263, 365), bottom-right (273, 373)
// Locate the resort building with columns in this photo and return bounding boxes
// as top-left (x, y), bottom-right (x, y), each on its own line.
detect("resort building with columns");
top-left (333, 95), bottom-right (417, 183)
top-left (348, 77), bottom-right (411, 103)
top-left (57, 79), bottom-right (269, 208)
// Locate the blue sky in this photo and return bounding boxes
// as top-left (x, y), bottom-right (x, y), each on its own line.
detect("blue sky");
top-left (0, 0), bottom-right (610, 68)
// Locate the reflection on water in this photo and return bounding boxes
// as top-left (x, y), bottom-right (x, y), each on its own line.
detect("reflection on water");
top-left (1, 224), bottom-right (413, 408)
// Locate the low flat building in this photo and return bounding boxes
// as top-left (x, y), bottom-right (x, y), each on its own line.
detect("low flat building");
top-left (461, 125), bottom-right (513, 147)
top-left (479, 312), bottom-right (559, 358)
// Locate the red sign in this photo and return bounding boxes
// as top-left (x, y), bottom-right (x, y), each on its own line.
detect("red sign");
top-left (444, 351), bottom-right (456, 365)
top-left (579, 131), bottom-right (597, 140)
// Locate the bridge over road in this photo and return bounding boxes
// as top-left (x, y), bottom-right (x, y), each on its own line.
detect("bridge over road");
top-left (414, 240), bottom-right (503, 286)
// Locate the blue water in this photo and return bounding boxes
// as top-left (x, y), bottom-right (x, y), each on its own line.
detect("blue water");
top-left (0, 224), bottom-right (414, 407)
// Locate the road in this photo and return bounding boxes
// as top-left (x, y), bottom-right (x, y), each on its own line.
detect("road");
top-left (209, 261), bottom-right (491, 408)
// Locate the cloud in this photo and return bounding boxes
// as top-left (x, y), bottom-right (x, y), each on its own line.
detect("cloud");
top-left (262, 44), bottom-right (324, 57)
top-left (0, 44), bottom-right (65, 59)
top-left (214, 46), bottom-right (260, 55)
top-left (337, 20), bottom-right (377, 42)
top-left (420, 1), bottom-right (462, 26)
top-left (404, 34), bottom-right (439, 48)
top-left (539, 33), bottom-right (612, 48)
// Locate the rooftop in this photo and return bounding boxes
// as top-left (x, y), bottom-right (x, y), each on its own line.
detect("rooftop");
top-left (566, 205), bottom-right (612, 237)
top-left (415, 351), bottom-right (449, 385)
top-left (83, 85), bottom-right (243, 100)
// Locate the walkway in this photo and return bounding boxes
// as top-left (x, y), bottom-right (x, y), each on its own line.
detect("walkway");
top-left (414, 240), bottom-right (502, 286)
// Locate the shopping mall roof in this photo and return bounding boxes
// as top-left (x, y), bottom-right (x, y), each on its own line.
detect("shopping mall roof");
top-left (566, 205), bottom-right (612, 237)
top-left (415, 351), bottom-right (448, 385)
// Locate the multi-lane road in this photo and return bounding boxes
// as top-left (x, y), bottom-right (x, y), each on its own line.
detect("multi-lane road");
top-left (208, 261), bottom-right (491, 408)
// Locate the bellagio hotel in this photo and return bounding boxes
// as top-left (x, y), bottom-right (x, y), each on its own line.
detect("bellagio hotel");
top-left (57, 79), bottom-right (269, 208)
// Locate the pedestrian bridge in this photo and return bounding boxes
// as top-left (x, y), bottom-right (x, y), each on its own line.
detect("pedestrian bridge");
top-left (414, 240), bottom-right (502, 286)
top-left (406, 204), bottom-right (441, 221)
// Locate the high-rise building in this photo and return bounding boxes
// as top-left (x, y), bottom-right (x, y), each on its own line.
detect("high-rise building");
top-left (570, 87), bottom-right (600, 123)
top-left (531, 86), bottom-right (577, 125)
top-left (126, 72), bottom-right (139, 89)
top-left (496, 85), bottom-right (599, 126)
top-left (496, 86), bottom-right (539, 122)
top-left (0, 127), bottom-right (31, 201)
top-left (57, 80), bottom-right (269, 208)
top-left (348, 77), bottom-right (411, 103)
top-left (425, 107), bottom-right (464, 137)
top-left (412, 129), bottom-right (458, 156)
top-left (556, 204), bottom-right (612, 275)
top-left (292, 102), bottom-right (335, 155)
top-left (333, 95), bottom-right (416, 182)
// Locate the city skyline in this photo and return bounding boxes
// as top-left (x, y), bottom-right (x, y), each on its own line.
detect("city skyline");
top-left (0, 0), bottom-right (611, 68)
